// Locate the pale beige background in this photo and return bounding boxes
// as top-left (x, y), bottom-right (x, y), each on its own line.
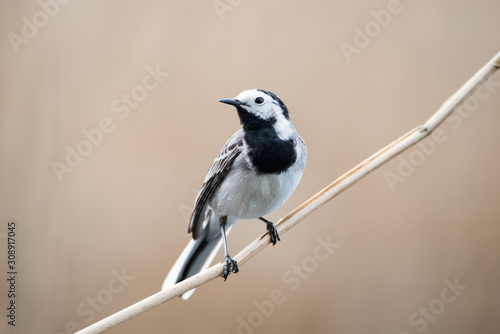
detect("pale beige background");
top-left (1, 1), bottom-right (500, 333)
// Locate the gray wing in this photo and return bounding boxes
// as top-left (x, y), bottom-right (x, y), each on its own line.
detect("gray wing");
top-left (188, 129), bottom-right (244, 239)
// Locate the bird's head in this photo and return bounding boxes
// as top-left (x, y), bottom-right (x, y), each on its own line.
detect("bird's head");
top-left (219, 89), bottom-right (292, 134)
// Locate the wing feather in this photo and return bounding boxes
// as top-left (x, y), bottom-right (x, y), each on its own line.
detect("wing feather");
top-left (188, 130), bottom-right (244, 239)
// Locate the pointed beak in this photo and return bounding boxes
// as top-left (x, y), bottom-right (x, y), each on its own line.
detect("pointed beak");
top-left (219, 98), bottom-right (243, 106)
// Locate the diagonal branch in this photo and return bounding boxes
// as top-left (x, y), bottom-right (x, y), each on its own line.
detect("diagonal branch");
top-left (76, 50), bottom-right (500, 334)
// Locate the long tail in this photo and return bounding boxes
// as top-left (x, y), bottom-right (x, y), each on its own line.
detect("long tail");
top-left (162, 227), bottom-right (231, 299)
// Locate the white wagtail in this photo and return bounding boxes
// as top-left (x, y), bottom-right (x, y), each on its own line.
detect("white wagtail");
top-left (162, 89), bottom-right (307, 299)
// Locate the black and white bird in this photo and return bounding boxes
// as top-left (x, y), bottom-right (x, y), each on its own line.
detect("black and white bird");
top-left (162, 89), bottom-right (307, 299)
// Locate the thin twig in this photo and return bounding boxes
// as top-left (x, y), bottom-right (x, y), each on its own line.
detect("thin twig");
top-left (76, 50), bottom-right (500, 334)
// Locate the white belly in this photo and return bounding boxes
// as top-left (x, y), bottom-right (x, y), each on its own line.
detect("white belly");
top-left (210, 156), bottom-right (305, 220)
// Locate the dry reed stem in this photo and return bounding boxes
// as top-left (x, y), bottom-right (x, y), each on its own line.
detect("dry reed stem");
top-left (76, 50), bottom-right (500, 334)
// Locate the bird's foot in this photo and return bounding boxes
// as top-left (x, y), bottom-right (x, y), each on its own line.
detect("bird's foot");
top-left (222, 255), bottom-right (239, 281)
top-left (267, 222), bottom-right (281, 245)
top-left (260, 217), bottom-right (281, 245)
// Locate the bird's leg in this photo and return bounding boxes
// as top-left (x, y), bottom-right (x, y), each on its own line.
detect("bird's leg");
top-left (259, 217), bottom-right (281, 246)
top-left (219, 216), bottom-right (239, 281)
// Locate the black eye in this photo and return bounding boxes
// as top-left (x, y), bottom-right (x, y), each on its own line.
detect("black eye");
top-left (255, 97), bottom-right (264, 104)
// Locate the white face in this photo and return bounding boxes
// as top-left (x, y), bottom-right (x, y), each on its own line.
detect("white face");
top-left (233, 89), bottom-right (285, 121)
top-left (232, 89), bottom-right (295, 140)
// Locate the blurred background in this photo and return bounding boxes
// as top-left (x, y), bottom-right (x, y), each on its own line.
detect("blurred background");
top-left (1, 0), bottom-right (500, 333)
